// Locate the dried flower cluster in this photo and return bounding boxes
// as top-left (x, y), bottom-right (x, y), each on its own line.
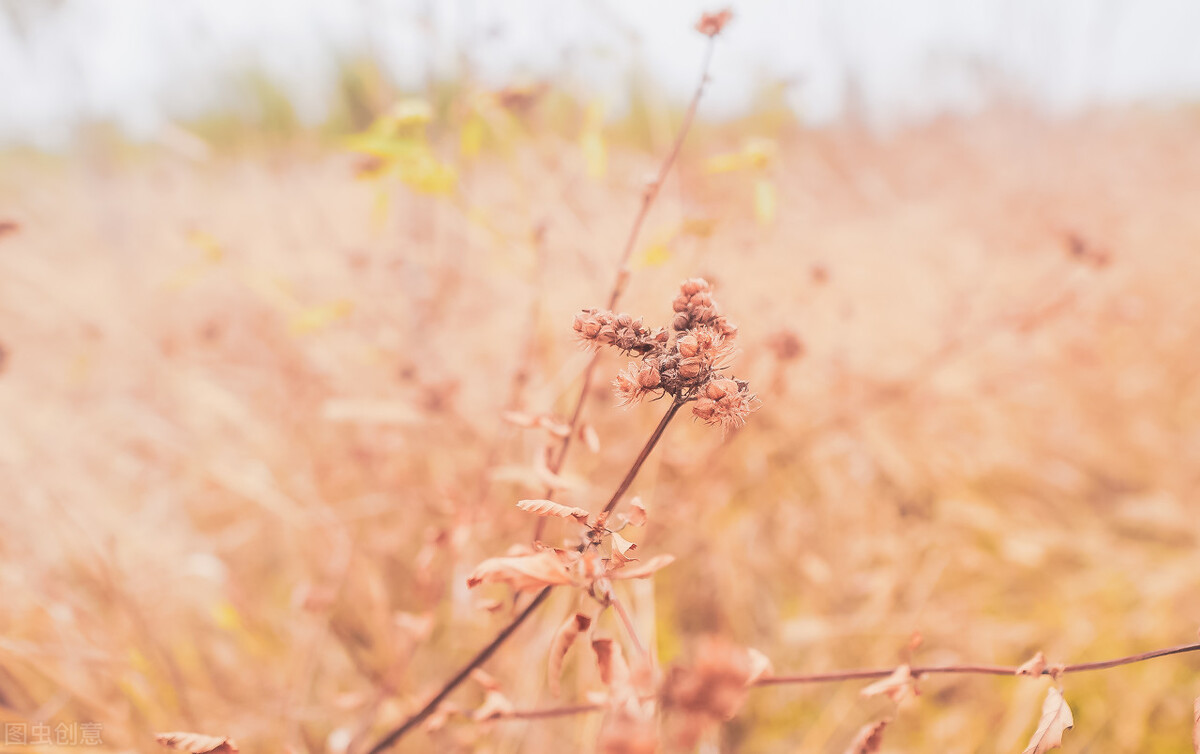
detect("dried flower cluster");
top-left (694, 9), bottom-right (733, 37)
top-left (573, 278), bottom-right (759, 431)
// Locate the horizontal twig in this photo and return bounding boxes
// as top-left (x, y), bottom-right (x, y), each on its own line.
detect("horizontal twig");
top-left (758, 641), bottom-right (1200, 686)
top-left (466, 641), bottom-right (1200, 724)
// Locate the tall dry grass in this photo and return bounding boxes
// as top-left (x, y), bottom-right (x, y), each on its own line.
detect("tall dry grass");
top-left (3, 102), bottom-right (1200, 752)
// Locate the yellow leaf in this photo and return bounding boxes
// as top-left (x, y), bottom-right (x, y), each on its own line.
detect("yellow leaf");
top-left (288, 299), bottom-right (354, 335)
top-left (210, 601), bottom-right (242, 632)
top-left (742, 136), bottom-right (777, 169)
top-left (398, 155), bottom-right (457, 195)
top-left (704, 150), bottom-right (749, 174)
top-left (185, 230), bottom-right (224, 262)
top-left (705, 136), bottom-right (777, 174)
top-left (580, 101), bottom-right (607, 179)
top-left (754, 178), bottom-right (777, 225)
top-left (384, 98), bottom-right (434, 127)
top-left (635, 241), bottom-right (671, 269)
top-left (371, 188), bottom-right (389, 230)
top-left (460, 113), bottom-right (485, 158)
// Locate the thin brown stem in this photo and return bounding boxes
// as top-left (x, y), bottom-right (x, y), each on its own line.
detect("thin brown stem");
top-left (606, 36), bottom-right (716, 310)
top-left (363, 586), bottom-right (554, 754)
top-left (610, 592), bottom-right (649, 665)
top-left (756, 641), bottom-right (1200, 687)
top-left (533, 36), bottom-right (717, 542)
top-left (437, 641), bottom-right (1200, 728)
top-left (601, 398), bottom-right (685, 518)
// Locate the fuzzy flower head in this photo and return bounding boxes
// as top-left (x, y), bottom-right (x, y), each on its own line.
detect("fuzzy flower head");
top-left (574, 309), bottom-right (667, 355)
top-left (576, 277), bottom-right (761, 432)
top-left (690, 378), bottom-right (759, 433)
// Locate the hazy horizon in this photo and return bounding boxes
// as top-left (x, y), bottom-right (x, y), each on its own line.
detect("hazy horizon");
top-left (4, 0), bottom-right (1200, 148)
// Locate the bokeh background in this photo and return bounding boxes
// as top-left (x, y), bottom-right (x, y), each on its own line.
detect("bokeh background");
top-left (3, 2), bottom-right (1200, 752)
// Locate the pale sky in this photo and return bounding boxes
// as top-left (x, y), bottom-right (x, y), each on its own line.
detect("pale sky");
top-left (3, 0), bottom-right (1200, 148)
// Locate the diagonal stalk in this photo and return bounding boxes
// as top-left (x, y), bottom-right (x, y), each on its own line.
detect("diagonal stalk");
top-left (363, 586), bottom-right (553, 754)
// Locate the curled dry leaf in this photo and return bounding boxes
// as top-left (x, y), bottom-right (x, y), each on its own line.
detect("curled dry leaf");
top-left (466, 551), bottom-right (573, 592)
top-left (844, 719), bottom-right (890, 754)
top-left (1016, 651), bottom-right (1047, 677)
top-left (533, 445), bottom-right (572, 488)
top-left (548, 613), bottom-right (593, 697)
top-left (580, 424), bottom-right (601, 453)
top-left (470, 667), bottom-right (501, 691)
top-left (1022, 686), bottom-right (1074, 754)
top-left (745, 647), bottom-right (774, 685)
top-left (501, 411), bottom-right (570, 437)
top-left (907, 631), bottom-right (923, 654)
top-left (423, 703), bottom-right (463, 733)
top-left (155, 733), bottom-right (239, 754)
top-left (502, 410), bottom-right (539, 428)
top-left (607, 553), bottom-right (675, 580)
top-left (610, 531), bottom-right (638, 564)
top-left (516, 498), bottom-right (590, 521)
top-left (627, 497), bottom-right (648, 527)
top-left (695, 8), bottom-right (733, 36)
top-left (473, 689), bottom-right (515, 722)
top-left (860, 664), bottom-right (920, 705)
top-left (592, 637), bottom-right (631, 689)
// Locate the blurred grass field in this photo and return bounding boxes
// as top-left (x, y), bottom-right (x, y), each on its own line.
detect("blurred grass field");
top-left (2, 100), bottom-right (1200, 752)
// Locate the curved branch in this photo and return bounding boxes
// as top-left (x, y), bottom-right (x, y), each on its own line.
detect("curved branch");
top-left (363, 587), bottom-right (554, 754)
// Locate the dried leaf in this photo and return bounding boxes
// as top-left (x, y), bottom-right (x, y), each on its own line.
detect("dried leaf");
top-left (695, 8), bottom-right (733, 37)
top-left (753, 178), bottom-right (777, 225)
top-left (843, 719), bottom-right (890, 754)
top-left (626, 497), bottom-right (647, 527)
top-left (533, 446), bottom-right (574, 488)
top-left (548, 613), bottom-right (593, 696)
top-left (607, 554), bottom-right (675, 580)
top-left (1022, 687), bottom-right (1074, 754)
top-left (503, 411), bottom-right (570, 437)
top-left (470, 668), bottom-right (501, 691)
top-left (580, 424), bottom-right (601, 453)
top-left (592, 637), bottom-right (631, 689)
top-left (155, 733), bottom-right (238, 754)
top-left (516, 498), bottom-right (589, 521)
top-left (466, 551), bottom-right (573, 591)
top-left (424, 703), bottom-right (462, 733)
top-left (745, 648), bottom-right (774, 685)
top-left (907, 631), bottom-right (923, 654)
top-left (536, 416), bottom-right (572, 437)
top-left (610, 531), bottom-right (638, 564)
top-left (501, 410), bottom-right (539, 428)
top-left (473, 689), bottom-right (515, 721)
top-left (860, 665), bottom-right (919, 705)
top-left (1016, 651), bottom-right (1047, 677)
